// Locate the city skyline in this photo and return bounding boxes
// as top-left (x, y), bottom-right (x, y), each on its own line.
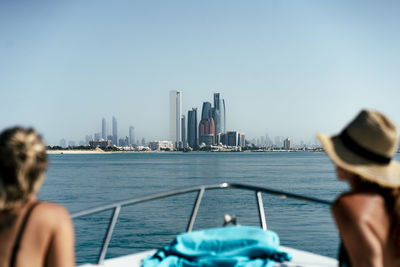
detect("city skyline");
top-left (2, 1), bottom-right (400, 146)
top-left (57, 90), bottom-right (307, 149)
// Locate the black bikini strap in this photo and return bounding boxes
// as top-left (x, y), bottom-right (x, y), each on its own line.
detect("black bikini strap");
top-left (9, 201), bottom-right (40, 267)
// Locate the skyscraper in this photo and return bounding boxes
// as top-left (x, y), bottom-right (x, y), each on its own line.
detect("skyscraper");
top-left (112, 116), bottom-right (118, 146)
top-left (212, 93), bottom-right (226, 134)
top-left (201, 102), bottom-right (212, 120)
top-left (102, 118), bottom-right (106, 140)
top-left (199, 102), bottom-right (215, 146)
top-left (283, 138), bottom-right (293, 150)
top-left (227, 131), bottom-right (239, 146)
top-left (169, 90), bottom-right (182, 146)
top-left (187, 108), bottom-right (198, 148)
top-left (181, 115), bottom-right (186, 148)
top-left (222, 99), bottom-right (225, 133)
top-left (199, 118), bottom-right (215, 146)
top-left (129, 126), bottom-right (135, 146)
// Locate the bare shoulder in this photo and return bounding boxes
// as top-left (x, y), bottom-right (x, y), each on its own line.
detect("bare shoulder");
top-left (34, 202), bottom-right (72, 227)
top-left (36, 202), bottom-right (70, 216)
top-left (332, 192), bottom-right (385, 222)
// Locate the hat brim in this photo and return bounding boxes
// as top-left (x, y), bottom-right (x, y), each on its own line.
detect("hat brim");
top-left (316, 133), bottom-right (400, 188)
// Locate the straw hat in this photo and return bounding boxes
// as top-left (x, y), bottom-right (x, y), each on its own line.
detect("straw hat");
top-left (317, 109), bottom-right (400, 188)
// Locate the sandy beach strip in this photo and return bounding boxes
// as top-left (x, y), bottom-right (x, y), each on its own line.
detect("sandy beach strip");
top-left (46, 149), bottom-right (109, 154)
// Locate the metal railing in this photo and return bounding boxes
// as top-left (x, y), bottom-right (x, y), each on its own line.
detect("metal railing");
top-left (71, 182), bottom-right (331, 265)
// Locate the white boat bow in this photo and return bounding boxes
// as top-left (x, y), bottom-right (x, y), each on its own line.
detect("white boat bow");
top-left (73, 183), bottom-right (338, 267)
top-left (79, 246), bottom-right (337, 267)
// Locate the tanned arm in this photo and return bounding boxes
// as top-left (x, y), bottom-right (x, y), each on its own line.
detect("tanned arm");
top-left (44, 204), bottom-right (75, 267)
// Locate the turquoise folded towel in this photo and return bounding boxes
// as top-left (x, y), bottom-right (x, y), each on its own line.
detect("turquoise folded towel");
top-left (142, 226), bottom-right (292, 267)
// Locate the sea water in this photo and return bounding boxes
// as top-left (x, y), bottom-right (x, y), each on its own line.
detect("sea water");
top-left (40, 152), bottom-right (392, 264)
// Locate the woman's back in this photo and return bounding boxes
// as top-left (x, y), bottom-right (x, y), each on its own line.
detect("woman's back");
top-left (0, 127), bottom-right (75, 267)
top-left (332, 192), bottom-right (400, 267)
top-left (0, 200), bottom-right (74, 267)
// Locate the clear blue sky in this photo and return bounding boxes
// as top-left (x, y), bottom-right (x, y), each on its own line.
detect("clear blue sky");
top-left (1, 0), bottom-right (400, 145)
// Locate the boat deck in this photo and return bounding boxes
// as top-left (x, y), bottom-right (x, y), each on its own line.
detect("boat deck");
top-left (73, 183), bottom-right (336, 266)
top-left (79, 246), bottom-right (338, 267)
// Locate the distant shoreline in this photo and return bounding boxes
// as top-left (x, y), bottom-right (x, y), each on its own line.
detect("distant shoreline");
top-left (46, 149), bottom-right (400, 155)
top-left (46, 149), bottom-right (325, 154)
top-left (46, 149), bottom-right (110, 154)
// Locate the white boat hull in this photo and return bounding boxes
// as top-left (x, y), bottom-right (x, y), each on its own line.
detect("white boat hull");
top-left (79, 246), bottom-right (338, 267)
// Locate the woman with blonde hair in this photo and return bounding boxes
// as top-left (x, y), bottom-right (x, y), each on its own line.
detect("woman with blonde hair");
top-left (0, 127), bottom-right (75, 267)
top-left (317, 110), bottom-right (400, 267)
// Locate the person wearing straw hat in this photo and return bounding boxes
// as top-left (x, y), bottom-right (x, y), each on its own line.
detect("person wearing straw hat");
top-left (317, 109), bottom-right (400, 267)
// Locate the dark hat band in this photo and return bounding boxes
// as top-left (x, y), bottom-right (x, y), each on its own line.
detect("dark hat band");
top-left (339, 130), bottom-right (392, 164)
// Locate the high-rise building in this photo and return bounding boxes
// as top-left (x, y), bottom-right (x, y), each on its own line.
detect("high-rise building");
top-left (274, 136), bottom-right (283, 148)
top-left (283, 138), bottom-right (293, 150)
top-left (129, 126), bottom-right (135, 146)
top-left (222, 99), bottom-right (226, 133)
top-left (181, 115), bottom-right (186, 148)
top-left (187, 108), bottom-right (198, 148)
top-left (201, 102), bottom-right (212, 120)
top-left (238, 133), bottom-right (246, 147)
top-left (125, 136), bottom-right (129, 146)
top-left (212, 93), bottom-right (226, 134)
top-left (119, 136), bottom-right (129, 147)
top-left (199, 101), bottom-right (215, 146)
top-left (226, 131), bottom-right (239, 146)
top-left (265, 134), bottom-right (273, 147)
top-left (199, 118), bottom-right (215, 146)
top-left (224, 131), bottom-right (246, 147)
top-left (169, 90), bottom-right (182, 147)
top-left (102, 118), bottom-right (106, 139)
top-left (112, 116), bottom-right (118, 146)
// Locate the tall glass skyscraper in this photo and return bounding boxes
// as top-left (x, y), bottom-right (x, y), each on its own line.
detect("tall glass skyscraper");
top-left (187, 108), bottom-right (198, 148)
top-left (112, 116), bottom-right (118, 146)
top-left (102, 118), bottom-right (106, 140)
top-left (169, 90), bottom-right (182, 146)
top-left (129, 126), bottom-right (135, 146)
top-left (199, 118), bottom-right (215, 145)
top-left (181, 115), bottom-right (186, 148)
top-left (199, 101), bottom-right (215, 146)
top-left (201, 102), bottom-right (212, 120)
top-left (212, 93), bottom-right (225, 134)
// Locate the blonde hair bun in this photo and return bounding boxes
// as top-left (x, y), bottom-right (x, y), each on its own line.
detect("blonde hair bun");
top-left (0, 127), bottom-right (48, 209)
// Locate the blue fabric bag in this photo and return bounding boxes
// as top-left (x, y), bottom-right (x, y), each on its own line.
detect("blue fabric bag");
top-left (142, 226), bottom-right (292, 267)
